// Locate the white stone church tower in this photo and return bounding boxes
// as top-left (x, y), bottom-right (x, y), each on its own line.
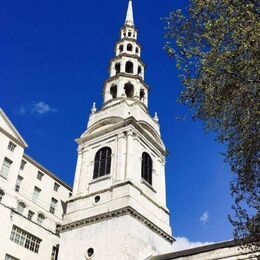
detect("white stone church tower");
top-left (59, 1), bottom-right (174, 259)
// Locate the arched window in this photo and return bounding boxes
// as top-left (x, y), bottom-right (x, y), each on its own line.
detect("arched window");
top-left (119, 45), bottom-right (123, 52)
top-left (140, 89), bottom-right (145, 101)
top-left (0, 189), bottom-right (5, 202)
top-left (17, 201), bottom-right (26, 214)
top-left (115, 63), bottom-right (121, 74)
top-left (124, 83), bottom-right (134, 98)
top-left (127, 44), bottom-right (133, 51)
top-left (136, 47), bottom-right (139, 54)
top-left (93, 147), bottom-right (112, 179)
top-left (138, 66), bottom-right (142, 76)
top-left (141, 152), bottom-right (153, 185)
top-left (110, 85), bottom-right (117, 99)
top-left (37, 213), bottom-right (45, 225)
top-left (125, 61), bottom-right (134, 74)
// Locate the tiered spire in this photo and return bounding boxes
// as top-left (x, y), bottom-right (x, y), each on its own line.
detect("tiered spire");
top-left (125, 0), bottom-right (134, 26)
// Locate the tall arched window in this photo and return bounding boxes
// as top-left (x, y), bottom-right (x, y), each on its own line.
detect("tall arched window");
top-left (0, 189), bottom-right (5, 202)
top-left (127, 43), bottom-right (133, 51)
top-left (141, 152), bottom-right (153, 185)
top-left (37, 213), bottom-right (45, 225)
top-left (125, 61), bottom-right (134, 74)
top-left (124, 83), bottom-right (134, 98)
top-left (115, 63), bottom-right (121, 74)
top-left (93, 147), bottom-right (112, 179)
top-left (110, 85), bottom-right (117, 99)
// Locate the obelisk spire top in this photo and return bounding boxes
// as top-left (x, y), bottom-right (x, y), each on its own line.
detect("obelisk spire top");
top-left (125, 0), bottom-right (134, 26)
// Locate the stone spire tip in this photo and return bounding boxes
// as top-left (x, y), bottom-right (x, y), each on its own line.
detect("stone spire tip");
top-left (125, 0), bottom-right (134, 26)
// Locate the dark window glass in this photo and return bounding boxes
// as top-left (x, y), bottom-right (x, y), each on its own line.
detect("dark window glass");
top-left (141, 152), bottom-right (153, 185)
top-left (93, 147), bottom-right (112, 179)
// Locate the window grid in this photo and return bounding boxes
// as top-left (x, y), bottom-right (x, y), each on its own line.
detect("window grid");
top-left (37, 214), bottom-right (45, 225)
top-left (54, 183), bottom-right (60, 192)
top-left (141, 152), bottom-right (153, 185)
top-left (0, 158), bottom-right (12, 179)
top-left (50, 198), bottom-right (58, 214)
top-left (32, 187), bottom-right (41, 203)
top-left (20, 160), bottom-right (26, 170)
top-left (37, 171), bottom-right (44, 180)
top-left (15, 175), bottom-right (23, 192)
top-left (17, 202), bottom-right (26, 214)
top-left (27, 210), bottom-right (35, 221)
top-left (93, 147), bottom-right (112, 179)
top-left (10, 225), bottom-right (41, 253)
top-left (51, 245), bottom-right (59, 260)
top-left (8, 141), bottom-right (16, 152)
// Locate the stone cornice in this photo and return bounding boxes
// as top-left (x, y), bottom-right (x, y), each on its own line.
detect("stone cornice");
top-left (104, 73), bottom-right (149, 90)
top-left (110, 53), bottom-right (146, 67)
top-left (78, 117), bottom-right (166, 156)
top-left (61, 206), bottom-right (174, 244)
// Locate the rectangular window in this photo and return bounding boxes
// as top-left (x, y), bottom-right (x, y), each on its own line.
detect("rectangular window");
top-left (27, 210), bottom-right (35, 221)
top-left (51, 245), bottom-right (59, 260)
top-left (50, 198), bottom-right (58, 214)
top-left (10, 225), bottom-right (41, 253)
top-left (15, 175), bottom-right (23, 192)
top-left (8, 141), bottom-right (16, 152)
top-left (0, 158), bottom-right (12, 179)
top-left (54, 182), bottom-right (60, 192)
top-left (32, 187), bottom-right (41, 203)
top-left (5, 254), bottom-right (20, 260)
top-left (37, 171), bottom-right (44, 180)
top-left (20, 160), bottom-right (26, 170)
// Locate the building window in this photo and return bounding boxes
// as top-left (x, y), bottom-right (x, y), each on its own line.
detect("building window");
top-left (127, 43), bottom-right (133, 51)
top-left (128, 31), bottom-right (132, 37)
top-left (15, 175), bottom-right (23, 192)
top-left (110, 85), bottom-right (117, 99)
top-left (17, 201), bottom-right (26, 214)
top-left (140, 89), bottom-right (145, 101)
top-left (125, 61), bottom-right (134, 74)
top-left (56, 224), bottom-right (61, 236)
top-left (69, 192), bottom-right (72, 197)
top-left (119, 45), bottom-right (123, 52)
top-left (141, 152), bottom-right (153, 185)
top-left (32, 187), bottom-right (41, 203)
top-left (37, 213), bottom-right (45, 225)
top-left (0, 189), bottom-right (5, 202)
top-left (136, 47), bottom-right (139, 53)
top-left (115, 63), bottom-right (121, 74)
top-left (27, 210), bottom-right (35, 221)
top-left (8, 141), bottom-right (16, 152)
top-left (10, 225), bottom-right (41, 253)
top-left (93, 147), bottom-right (112, 179)
top-left (5, 254), bottom-right (20, 260)
top-left (0, 158), bottom-right (12, 179)
top-left (124, 83), bottom-right (134, 98)
top-left (51, 245), bottom-right (59, 260)
top-left (20, 160), bottom-right (26, 170)
top-left (50, 198), bottom-right (58, 214)
top-left (37, 171), bottom-right (44, 180)
top-left (54, 183), bottom-right (60, 192)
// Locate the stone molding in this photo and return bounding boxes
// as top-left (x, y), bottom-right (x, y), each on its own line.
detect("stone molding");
top-left (61, 206), bottom-right (174, 244)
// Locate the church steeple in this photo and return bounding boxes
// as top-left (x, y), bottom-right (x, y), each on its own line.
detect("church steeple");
top-left (103, 0), bottom-right (148, 108)
top-left (59, 2), bottom-right (173, 259)
top-left (125, 0), bottom-right (134, 26)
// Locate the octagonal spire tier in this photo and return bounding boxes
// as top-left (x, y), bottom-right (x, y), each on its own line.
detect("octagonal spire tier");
top-left (103, 0), bottom-right (149, 109)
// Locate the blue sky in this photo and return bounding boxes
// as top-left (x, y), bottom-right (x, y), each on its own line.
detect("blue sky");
top-left (0, 0), bottom-right (234, 246)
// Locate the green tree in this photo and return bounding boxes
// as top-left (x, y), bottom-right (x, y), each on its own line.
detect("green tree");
top-left (164, 0), bottom-right (259, 248)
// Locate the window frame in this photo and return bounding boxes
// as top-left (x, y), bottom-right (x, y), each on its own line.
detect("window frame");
top-left (93, 147), bottom-right (112, 179)
top-left (8, 141), bottom-right (16, 152)
top-left (0, 158), bottom-right (12, 179)
top-left (141, 152), bottom-right (153, 186)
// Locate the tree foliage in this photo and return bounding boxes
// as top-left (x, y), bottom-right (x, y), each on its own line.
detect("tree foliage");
top-left (164, 0), bottom-right (259, 248)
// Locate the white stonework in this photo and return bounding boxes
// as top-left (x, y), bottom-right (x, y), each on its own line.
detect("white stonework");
top-left (59, 1), bottom-right (174, 259)
top-left (0, 108), bottom-right (72, 260)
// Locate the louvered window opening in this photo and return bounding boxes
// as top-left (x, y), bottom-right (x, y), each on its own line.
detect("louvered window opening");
top-left (141, 152), bottom-right (153, 185)
top-left (93, 148), bottom-right (112, 179)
